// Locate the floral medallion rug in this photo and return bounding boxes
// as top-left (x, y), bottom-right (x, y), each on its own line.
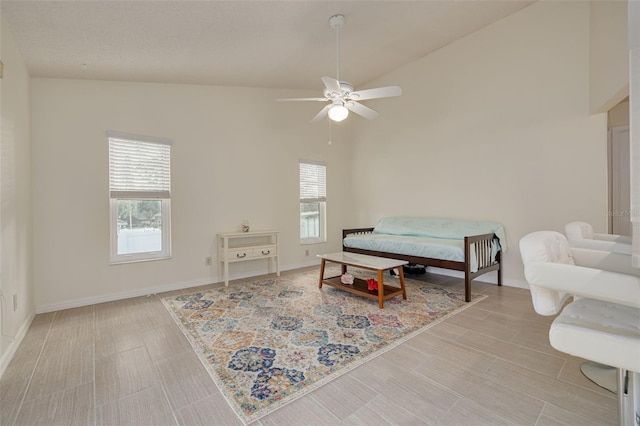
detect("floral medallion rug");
top-left (161, 269), bottom-right (486, 424)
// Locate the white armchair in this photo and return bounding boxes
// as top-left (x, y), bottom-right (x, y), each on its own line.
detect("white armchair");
top-left (520, 231), bottom-right (640, 425)
top-left (565, 221), bottom-right (632, 254)
top-left (520, 231), bottom-right (640, 316)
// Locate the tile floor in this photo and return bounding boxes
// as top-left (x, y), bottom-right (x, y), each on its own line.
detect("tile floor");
top-left (0, 267), bottom-right (616, 425)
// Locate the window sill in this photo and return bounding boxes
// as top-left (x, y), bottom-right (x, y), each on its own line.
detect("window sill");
top-left (110, 256), bottom-right (172, 265)
top-left (300, 240), bottom-right (326, 245)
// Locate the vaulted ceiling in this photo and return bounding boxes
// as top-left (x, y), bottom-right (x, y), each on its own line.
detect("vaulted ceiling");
top-left (1, 1), bottom-right (534, 90)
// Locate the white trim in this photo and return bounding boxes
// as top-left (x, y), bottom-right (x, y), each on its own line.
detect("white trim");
top-left (35, 277), bottom-right (213, 314)
top-left (34, 261), bottom-right (527, 314)
top-left (0, 313), bottom-right (35, 379)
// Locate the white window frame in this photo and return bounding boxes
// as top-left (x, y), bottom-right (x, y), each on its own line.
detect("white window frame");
top-left (299, 160), bottom-right (327, 244)
top-left (108, 131), bottom-right (172, 264)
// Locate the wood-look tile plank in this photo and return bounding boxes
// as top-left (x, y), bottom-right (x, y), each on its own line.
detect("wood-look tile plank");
top-left (94, 300), bottom-right (138, 331)
top-left (96, 385), bottom-right (176, 426)
top-left (1, 334), bottom-right (45, 384)
top-left (17, 312), bottom-right (54, 351)
top-left (24, 337), bottom-right (93, 401)
top-left (257, 391), bottom-right (341, 426)
top-left (95, 346), bottom-right (159, 407)
top-left (141, 323), bottom-right (191, 362)
top-left (444, 309), bottom-right (529, 341)
top-left (306, 374), bottom-right (376, 420)
top-left (509, 320), bottom-right (560, 356)
top-left (455, 330), bottom-right (566, 377)
top-left (341, 394), bottom-right (429, 425)
top-left (423, 321), bottom-right (468, 341)
top-left (376, 341), bottom-right (429, 370)
top-left (0, 315), bottom-right (54, 425)
top-left (557, 356), bottom-right (616, 398)
top-left (95, 326), bottom-right (145, 360)
top-left (153, 348), bottom-right (217, 411)
top-left (413, 355), bottom-right (545, 425)
top-left (14, 382), bottom-right (94, 426)
top-left (174, 393), bottom-right (243, 426)
top-left (406, 332), bottom-right (496, 373)
top-left (438, 397), bottom-right (514, 426)
top-left (50, 305), bottom-right (94, 330)
top-left (472, 294), bottom-right (552, 323)
top-left (0, 377), bottom-right (29, 426)
top-left (352, 365), bottom-right (459, 423)
top-left (347, 355), bottom-right (404, 389)
top-left (46, 321), bottom-right (94, 345)
top-left (538, 400), bottom-right (616, 426)
top-left (483, 358), bottom-right (616, 425)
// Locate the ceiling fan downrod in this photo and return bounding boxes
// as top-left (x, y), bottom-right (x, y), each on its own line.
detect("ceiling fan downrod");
top-left (329, 14), bottom-right (344, 83)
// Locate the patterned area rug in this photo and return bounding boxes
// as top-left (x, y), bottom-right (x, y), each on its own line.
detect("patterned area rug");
top-left (161, 269), bottom-right (485, 424)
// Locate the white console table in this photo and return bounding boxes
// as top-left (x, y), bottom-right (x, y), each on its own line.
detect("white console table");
top-left (217, 230), bottom-right (280, 286)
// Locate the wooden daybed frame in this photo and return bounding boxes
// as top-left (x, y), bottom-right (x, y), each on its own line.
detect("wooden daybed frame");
top-left (342, 228), bottom-right (502, 302)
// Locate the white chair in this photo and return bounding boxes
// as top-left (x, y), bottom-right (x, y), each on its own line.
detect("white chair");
top-left (565, 221), bottom-right (632, 254)
top-left (520, 231), bottom-right (640, 425)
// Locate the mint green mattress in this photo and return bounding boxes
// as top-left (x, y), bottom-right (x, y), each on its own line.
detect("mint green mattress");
top-left (342, 217), bottom-right (506, 273)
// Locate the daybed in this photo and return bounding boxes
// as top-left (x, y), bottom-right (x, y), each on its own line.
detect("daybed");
top-left (342, 217), bottom-right (506, 302)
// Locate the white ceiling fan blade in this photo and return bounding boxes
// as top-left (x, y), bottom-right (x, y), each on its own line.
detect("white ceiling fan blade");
top-left (277, 97), bottom-right (327, 102)
top-left (310, 104), bottom-right (331, 123)
top-left (321, 76), bottom-right (342, 94)
top-left (349, 86), bottom-right (402, 101)
top-left (346, 101), bottom-right (379, 120)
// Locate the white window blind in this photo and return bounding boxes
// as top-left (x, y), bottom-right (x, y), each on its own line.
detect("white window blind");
top-left (108, 131), bottom-right (171, 199)
top-left (299, 160), bottom-right (326, 203)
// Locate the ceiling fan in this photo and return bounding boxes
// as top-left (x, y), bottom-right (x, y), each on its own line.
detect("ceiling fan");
top-left (277, 14), bottom-right (402, 123)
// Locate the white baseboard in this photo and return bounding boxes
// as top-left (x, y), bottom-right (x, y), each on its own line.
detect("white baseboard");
top-left (35, 277), bottom-right (214, 314)
top-left (35, 260), bottom-right (324, 314)
top-left (0, 313), bottom-right (35, 379)
top-left (35, 260), bottom-right (527, 314)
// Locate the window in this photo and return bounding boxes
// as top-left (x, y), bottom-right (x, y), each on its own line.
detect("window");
top-left (299, 160), bottom-right (326, 244)
top-left (108, 131), bottom-right (172, 263)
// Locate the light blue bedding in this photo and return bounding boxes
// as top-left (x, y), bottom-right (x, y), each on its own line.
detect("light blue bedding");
top-left (343, 217), bottom-right (506, 273)
top-left (343, 234), bottom-right (466, 262)
top-left (373, 217), bottom-right (507, 251)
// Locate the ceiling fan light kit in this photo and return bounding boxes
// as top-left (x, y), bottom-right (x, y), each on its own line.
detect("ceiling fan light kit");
top-left (328, 101), bottom-right (349, 122)
top-left (277, 14), bottom-right (402, 123)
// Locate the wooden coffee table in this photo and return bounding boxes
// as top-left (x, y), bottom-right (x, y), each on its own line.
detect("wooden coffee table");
top-left (317, 252), bottom-right (408, 309)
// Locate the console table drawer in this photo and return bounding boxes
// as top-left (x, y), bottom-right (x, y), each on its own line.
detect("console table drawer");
top-left (254, 245), bottom-right (277, 257)
top-left (226, 245), bottom-right (277, 261)
top-left (228, 248), bottom-right (252, 260)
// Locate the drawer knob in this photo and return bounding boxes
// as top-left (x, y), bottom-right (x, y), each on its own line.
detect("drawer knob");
top-left (262, 250), bottom-right (270, 255)
top-left (236, 253), bottom-right (247, 258)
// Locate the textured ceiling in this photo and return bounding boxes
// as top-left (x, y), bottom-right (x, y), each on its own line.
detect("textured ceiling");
top-left (1, 0), bottom-right (534, 90)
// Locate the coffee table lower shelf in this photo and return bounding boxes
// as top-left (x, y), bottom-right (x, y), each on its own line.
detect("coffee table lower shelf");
top-left (321, 276), bottom-right (405, 304)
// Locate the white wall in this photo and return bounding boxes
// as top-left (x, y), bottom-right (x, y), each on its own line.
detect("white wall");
top-left (590, 0), bottom-right (629, 114)
top-left (31, 79), bottom-right (353, 311)
top-left (348, 1), bottom-right (609, 285)
top-left (0, 12), bottom-right (35, 373)
top-left (25, 1), bottom-right (628, 309)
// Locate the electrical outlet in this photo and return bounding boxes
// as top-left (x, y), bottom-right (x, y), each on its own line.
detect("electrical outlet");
top-left (305, 249), bottom-right (309, 256)
top-left (205, 256), bottom-right (212, 266)
top-left (13, 294), bottom-right (17, 311)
